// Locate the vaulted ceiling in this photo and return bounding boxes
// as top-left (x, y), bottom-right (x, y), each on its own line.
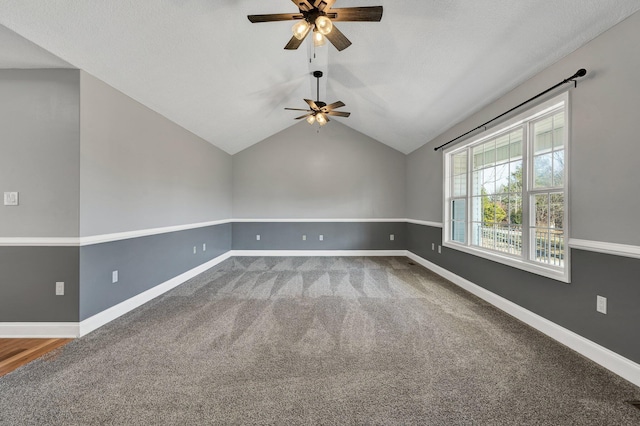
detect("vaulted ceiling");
top-left (1, 1), bottom-right (639, 154)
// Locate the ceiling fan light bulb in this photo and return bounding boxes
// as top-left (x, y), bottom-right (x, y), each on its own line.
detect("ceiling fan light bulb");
top-left (306, 115), bottom-right (316, 124)
top-left (292, 20), bottom-right (310, 40)
top-left (313, 31), bottom-right (325, 47)
top-left (315, 16), bottom-right (333, 35)
top-left (316, 113), bottom-right (327, 125)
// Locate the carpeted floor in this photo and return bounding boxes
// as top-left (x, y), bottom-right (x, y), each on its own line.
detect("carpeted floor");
top-left (1, 256), bottom-right (639, 425)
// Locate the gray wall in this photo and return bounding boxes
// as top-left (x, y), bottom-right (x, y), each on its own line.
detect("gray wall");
top-left (405, 12), bottom-right (640, 364)
top-left (79, 71), bottom-right (232, 237)
top-left (407, 224), bottom-right (640, 364)
top-left (78, 71), bottom-right (234, 319)
top-left (407, 10), bottom-right (640, 246)
top-left (233, 222), bottom-right (406, 251)
top-left (233, 121), bottom-right (406, 219)
top-left (80, 223), bottom-right (230, 320)
top-left (0, 247), bottom-right (79, 322)
top-left (0, 69), bottom-right (80, 238)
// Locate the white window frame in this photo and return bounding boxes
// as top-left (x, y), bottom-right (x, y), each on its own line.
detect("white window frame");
top-left (443, 92), bottom-right (570, 282)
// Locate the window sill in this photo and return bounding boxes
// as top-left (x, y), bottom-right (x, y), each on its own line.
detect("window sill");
top-left (443, 241), bottom-right (570, 283)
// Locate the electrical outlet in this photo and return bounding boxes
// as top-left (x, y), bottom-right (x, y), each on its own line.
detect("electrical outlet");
top-left (3, 192), bottom-right (18, 206)
top-left (390, 234), bottom-right (395, 241)
top-left (256, 234), bottom-right (260, 241)
top-left (302, 235), bottom-right (306, 241)
top-left (597, 295), bottom-right (607, 314)
top-left (203, 243), bottom-right (206, 251)
top-left (112, 270), bottom-right (118, 283)
top-left (319, 235), bottom-right (324, 241)
top-left (432, 243), bottom-right (435, 251)
top-left (438, 245), bottom-right (442, 254)
top-left (55, 282), bottom-right (64, 296)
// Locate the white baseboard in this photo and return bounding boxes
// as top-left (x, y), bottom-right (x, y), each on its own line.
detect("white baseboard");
top-left (230, 250), bottom-right (407, 257)
top-left (405, 251), bottom-right (640, 388)
top-left (0, 322), bottom-right (80, 338)
top-left (78, 251), bottom-right (232, 336)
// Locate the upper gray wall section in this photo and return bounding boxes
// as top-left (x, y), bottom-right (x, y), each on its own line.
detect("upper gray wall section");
top-left (406, 11), bottom-right (640, 246)
top-left (79, 71), bottom-right (232, 236)
top-left (233, 121), bottom-right (406, 219)
top-left (0, 69), bottom-right (80, 238)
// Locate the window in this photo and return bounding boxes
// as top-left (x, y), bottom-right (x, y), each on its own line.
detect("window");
top-left (443, 93), bottom-right (569, 282)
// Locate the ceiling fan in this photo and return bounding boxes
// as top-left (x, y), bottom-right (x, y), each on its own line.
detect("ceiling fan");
top-left (285, 71), bottom-right (350, 126)
top-left (248, 1), bottom-right (383, 51)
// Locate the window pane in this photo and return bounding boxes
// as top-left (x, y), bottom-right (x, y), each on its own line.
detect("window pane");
top-left (532, 227), bottom-right (564, 267)
top-left (509, 225), bottom-right (523, 255)
top-left (552, 112), bottom-right (564, 149)
top-left (495, 134), bottom-right (510, 164)
top-left (452, 221), bottom-right (466, 243)
top-left (534, 116), bottom-right (553, 154)
top-left (550, 193), bottom-right (564, 229)
top-left (533, 153), bottom-right (553, 188)
top-left (472, 222), bottom-right (495, 250)
top-left (553, 150), bottom-right (564, 187)
top-left (534, 194), bottom-right (549, 227)
top-left (473, 145), bottom-right (484, 170)
top-left (483, 140), bottom-right (496, 168)
top-left (453, 152), bottom-right (467, 175)
top-left (452, 199), bottom-right (466, 220)
top-left (453, 174), bottom-right (466, 196)
top-left (508, 160), bottom-right (523, 193)
top-left (509, 130), bottom-right (523, 159)
top-left (508, 194), bottom-right (523, 225)
top-left (495, 163), bottom-right (510, 192)
top-left (471, 196), bottom-right (483, 222)
top-left (482, 168), bottom-right (496, 195)
top-left (472, 170), bottom-right (484, 195)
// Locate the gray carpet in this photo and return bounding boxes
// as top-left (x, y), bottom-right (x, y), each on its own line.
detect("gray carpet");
top-left (1, 256), bottom-right (639, 425)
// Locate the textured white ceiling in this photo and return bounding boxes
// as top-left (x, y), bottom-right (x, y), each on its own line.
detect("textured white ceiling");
top-left (0, 1), bottom-right (638, 154)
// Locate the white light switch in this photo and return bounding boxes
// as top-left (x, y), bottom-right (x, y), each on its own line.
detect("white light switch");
top-left (112, 270), bottom-right (119, 283)
top-left (203, 243), bottom-right (206, 251)
top-left (438, 245), bottom-right (442, 254)
top-left (319, 235), bottom-right (324, 241)
top-left (3, 192), bottom-right (18, 206)
top-left (55, 282), bottom-right (64, 296)
top-left (432, 243), bottom-right (435, 251)
top-left (597, 295), bottom-right (607, 314)
top-left (256, 234), bottom-right (260, 241)
top-left (390, 234), bottom-right (395, 241)
top-left (302, 235), bottom-right (307, 241)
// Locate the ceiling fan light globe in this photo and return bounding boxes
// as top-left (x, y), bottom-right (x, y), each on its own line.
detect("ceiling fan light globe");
top-left (313, 31), bottom-right (325, 47)
top-left (316, 113), bottom-right (327, 125)
top-left (292, 20), bottom-right (310, 40)
top-left (315, 16), bottom-right (333, 35)
top-left (306, 115), bottom-right (316, 124)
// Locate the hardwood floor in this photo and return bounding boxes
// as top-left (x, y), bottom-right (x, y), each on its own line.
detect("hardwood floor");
top-left (0, 338), bottom-right (73, 377)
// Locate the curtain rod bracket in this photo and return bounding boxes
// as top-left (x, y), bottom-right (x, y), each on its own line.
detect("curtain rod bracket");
top-left (434, 68), bottom-right (587, 151)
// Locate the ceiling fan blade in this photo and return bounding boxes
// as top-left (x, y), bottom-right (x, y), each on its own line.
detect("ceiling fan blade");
top-left (323, 101), bottom-right (345, 111)
top-left (313, 0), bottom-right (336, 12)
top-left (292, 0), bottom-right (315, 12)
top-left (329, 6), bottom-right (383, 22)
top-left (247, 13), bottom-right (302, 23)
top-left (285, 108), bottom-right (312, 111)
top-left (304, 99), bottom-right (320, 110)
top-left (327, 110), bottom-right (351, 117)
top-left (324, 25), bottom-right (352, 51)
top-left (284, 34), bottom-right (306, 50)
top-left (295, 113), bottom-right (313, 120)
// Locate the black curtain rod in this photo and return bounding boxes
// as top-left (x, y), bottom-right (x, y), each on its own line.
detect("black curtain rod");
top-left (434, 68), bottom-right (587, 151)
